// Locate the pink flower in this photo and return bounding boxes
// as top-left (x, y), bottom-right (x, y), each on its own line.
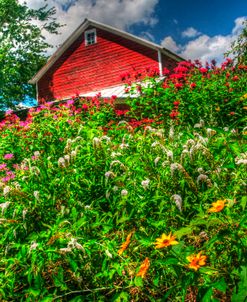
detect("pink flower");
top-left (0, 163), bottom-right (7, 170)
top-left (4, 154), bottom-right (14, 160)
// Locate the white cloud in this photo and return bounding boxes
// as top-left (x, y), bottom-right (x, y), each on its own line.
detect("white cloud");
top-left (140, 31), bottom-right (155, 42)
top-left (19, 0), bottom-right (159, 51)
top-left (161, 36), bottom-right (180, 52)
top-left (181, 27), bottom-right (200, 38)
top-left (161, 16), bottom-right (247, 64)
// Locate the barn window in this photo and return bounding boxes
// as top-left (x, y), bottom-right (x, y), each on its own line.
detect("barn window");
top-left (85, 29), bottom-right (97, 46)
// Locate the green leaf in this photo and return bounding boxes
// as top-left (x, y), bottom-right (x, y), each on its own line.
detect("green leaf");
top-left (112, 291), bottom-right (130, 302)
top-left (201, 287), bottom-right (213, 302)
top-left (174, 226), bottom-right (197, 239)
top-left (213, 278), bottom-right (227, 293)
top-left (232, 266), bottom-right (247, 302)
top-left (134, 276), bottom-right (144, 287)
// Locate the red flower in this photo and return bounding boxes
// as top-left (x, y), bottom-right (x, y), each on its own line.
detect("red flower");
top-left (173, 101), bottom-right (180, 106)
top-left (170, 73), bottom-right (186, 79)
top-left (190, 83), bottom-right (196, 89)
top-left (82, 104), bottom-right (88, 110)
top-left (174, 66), bottom-right (189, 73)
top-left (163, 67), bottom-right (170, 75)
top-left (199, 67), bottom-right (208, 73)
top-left (232, 76), bottom-right (239, 81)
top-left (163, 83), bottom-right (170, 89)
top-left (170, 110), bottom-right (179, 119)
top-left (175, 83), bottom-right (183, 89)
top-left (115, 110), bottom-right (129, 116)
top-left (230, 112), bottom-right (235, 116)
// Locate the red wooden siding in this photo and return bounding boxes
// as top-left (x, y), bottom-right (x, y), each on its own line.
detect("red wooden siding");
top-left (38, 27), bottom-right (176, 102)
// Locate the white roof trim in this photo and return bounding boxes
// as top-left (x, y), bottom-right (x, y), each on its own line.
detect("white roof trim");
top-left (29, 18), bottom-right (183, 84)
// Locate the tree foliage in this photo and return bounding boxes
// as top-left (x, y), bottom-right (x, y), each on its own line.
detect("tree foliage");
top-left (0, 0), bottom-right (61, 109)
top-left (227, 19), bottom-right (247, 65)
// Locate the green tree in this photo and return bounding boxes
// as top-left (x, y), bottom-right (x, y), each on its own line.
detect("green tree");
top-left (227, 19), bottom-right (247, 65)
top-left (0, 0), bottom-right (61, 110)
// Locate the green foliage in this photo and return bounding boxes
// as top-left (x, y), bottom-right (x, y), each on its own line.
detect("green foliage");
top-left (0, 62), bottom-right (246, 300)
top-left (0, 0), bottom-right (61, 109)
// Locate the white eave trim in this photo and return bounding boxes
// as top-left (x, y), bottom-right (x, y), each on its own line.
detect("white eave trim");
top-left (29, 18), bottom-right (183, 84)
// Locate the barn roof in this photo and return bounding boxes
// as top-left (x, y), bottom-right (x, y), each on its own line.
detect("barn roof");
top-left (29, 18), bottom-right (183, 85)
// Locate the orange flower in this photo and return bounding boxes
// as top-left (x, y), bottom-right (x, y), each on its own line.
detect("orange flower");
top-left (136, 257), bottom-right (150, 278)
top-left (187, 252), bottom-right (207, 271)
top-left (154, 233), bottom-right (179, 249)
top-left (117, 232), bottom-right (133, 255)
top-left (208, 199), bottom-right (227, 213)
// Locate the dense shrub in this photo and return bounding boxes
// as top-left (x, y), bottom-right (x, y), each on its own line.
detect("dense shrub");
top-left (0, 60), bottom-right (246, 301)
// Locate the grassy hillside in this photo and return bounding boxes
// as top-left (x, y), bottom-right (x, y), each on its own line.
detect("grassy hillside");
top-left (0, 60), bottom-right (246, 301)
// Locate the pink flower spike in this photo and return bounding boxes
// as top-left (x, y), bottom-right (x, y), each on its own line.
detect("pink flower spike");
top-left (0, 163), bottom-right (7, 170)
top-left (4, 154), bottom-right (14, 160)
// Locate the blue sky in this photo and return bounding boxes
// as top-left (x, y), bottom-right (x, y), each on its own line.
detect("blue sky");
top-left (21, 0), bottom-right (246, 63)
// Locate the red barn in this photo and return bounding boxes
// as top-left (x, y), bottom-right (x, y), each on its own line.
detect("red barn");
top-left (30, 18), bottom-right (183, 103)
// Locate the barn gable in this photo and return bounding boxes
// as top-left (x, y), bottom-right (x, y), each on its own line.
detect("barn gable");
top-left (30, 19), bottom-right (183, 103)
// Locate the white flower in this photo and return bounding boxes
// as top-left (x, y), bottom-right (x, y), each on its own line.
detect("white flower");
top-left (0, 202), bottom-right (10, 215)
top-left (167, 150), bottom-right (173, 161)
top-left (151, 141), bottom-right (160, 148)
top-left (223, 127), bottom-right (229, 132)
top-left (110, 152), bottom-right (122, 158)
top-left (85, 205), bottom-right (91, 210)
top-left (236, 159), bottom-right (247, 165)
top-left (71, 150), bottom-right (77, 159)
top-left (68, 238), bottom-right (84, 251)
top-left (169, 126), bottom-right (174, 139)
top-left (197, 174), bottom-right (212, 187)
top-left (34, 151), bottom-right (40, 157)
top-left (105, 171), bottom-right (115, 178)
top-left (58, 157), bottom-right (66, 168)
top-left (101, 136), bottom-right (111, 142)
top-left (113, 186), bottom-right (119, 192)
top-left (121, 189), bottom-right (128, 196)
top-left (197, 174), bottom-right (208, 183)
top-left (141, 179), bottom-right (150, 189)
top-left (197, 168), bottom-right (204, 174)
top-left (33, 191), bottom-right (40, 200)
top-left (206, 128), bottom-right (216, 137)
top-left (93, 137), bottom-right (101, 148)
top-left (59, 247), bottom-right (72, 253)
top-left (119, 143), bottom-right (129, 149)
top-left (30, 241), bottom-right (38, 251)
top-left (22, 209), bottom-right (28, 220)
top-left (105, 249), bottom-right (113, 258)
top-left (172, 194), bottom-right (182, 212)
top-left (13, 182), bottom-right (21, 190)
top-left (3, 186), bottom-right (11, 198)
top-left (154, 157), bottom-right (161, 166)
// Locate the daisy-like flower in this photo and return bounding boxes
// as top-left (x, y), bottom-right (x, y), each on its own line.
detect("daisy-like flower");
top-left (117, 231), bottom-right (133, 255)
top-left (154, 233), bottom-right (179, 249)
top-left (136, 257), bottom-right (150, 278)
top-left (187, 252), bottom-right (207, 271)
top-left (208, 200), bottom-right (227, 213)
